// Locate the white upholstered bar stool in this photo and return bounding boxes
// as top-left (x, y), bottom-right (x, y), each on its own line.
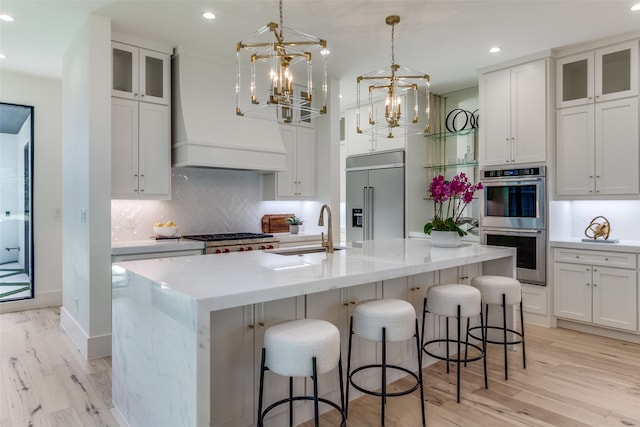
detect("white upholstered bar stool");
top-left (346, 299), bottom-right (425, 427)
top-left (467, 275), bottom-right (526, 381)
top-left (257, 319), bottom-right (346, 427)
top-left (421, 284), bottom-right (487, 403)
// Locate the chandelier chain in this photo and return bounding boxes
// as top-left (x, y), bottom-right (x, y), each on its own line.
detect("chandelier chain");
top-left (391, 20), bottom-right (395, 66)
top-left (279, 0), bottom-right (283, 39)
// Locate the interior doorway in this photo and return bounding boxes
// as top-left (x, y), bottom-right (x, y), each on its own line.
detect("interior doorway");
top-left (0, 102), bottom-right (34, 302)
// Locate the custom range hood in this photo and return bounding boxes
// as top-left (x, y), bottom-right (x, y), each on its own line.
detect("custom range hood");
top-left (172, 50), bottom-right (286, 171)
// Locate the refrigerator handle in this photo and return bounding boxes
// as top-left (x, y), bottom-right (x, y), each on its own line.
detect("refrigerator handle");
top-left (368, 187), bottom-right (374, 240)
top-left (363, 187), bottom-right (368, 240)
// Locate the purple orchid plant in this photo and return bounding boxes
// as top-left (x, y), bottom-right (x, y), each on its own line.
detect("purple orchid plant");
top-left (424, 173), bottom-right (483, 237)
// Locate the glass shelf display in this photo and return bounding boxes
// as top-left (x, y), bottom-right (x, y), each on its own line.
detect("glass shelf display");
top-left (424, 128), bottom-right (478, 180)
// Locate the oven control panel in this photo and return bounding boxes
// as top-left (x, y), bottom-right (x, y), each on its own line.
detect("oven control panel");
top-left (483, 166), bottom-right (545, 178)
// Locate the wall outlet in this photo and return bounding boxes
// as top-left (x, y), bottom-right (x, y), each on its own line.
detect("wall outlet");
top-left (75, 297), bottom-right (79, 312)
top-left (53, 208), bottom-right (61, 218)
top-left (80, 209), bottom-right (87, 223)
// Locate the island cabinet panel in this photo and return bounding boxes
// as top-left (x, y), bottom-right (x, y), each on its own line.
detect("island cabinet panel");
top-left (554, 248), bottom-right (638, 332)
top-left (210, 297), bottom-right (304, 427)
top-left (305, 282), bottom-right (380, 396)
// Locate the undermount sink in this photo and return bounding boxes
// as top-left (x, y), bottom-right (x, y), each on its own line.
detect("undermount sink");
top-left (268, 246), bottom-right (346, 256)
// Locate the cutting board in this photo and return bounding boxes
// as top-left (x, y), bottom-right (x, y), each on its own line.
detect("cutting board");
top-left (261, 214), bottom-right (294, 233)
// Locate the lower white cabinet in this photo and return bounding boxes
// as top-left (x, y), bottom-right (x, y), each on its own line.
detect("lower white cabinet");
top-left (111, 98), bottom-right (171, 199)
top-left (210, 297), bottom-right (304, 427)
top-left (554, 249), bottom-right (637, 332)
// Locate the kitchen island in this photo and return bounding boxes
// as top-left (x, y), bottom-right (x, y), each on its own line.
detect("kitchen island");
top-left (111, 238), bottom-right (515, 427)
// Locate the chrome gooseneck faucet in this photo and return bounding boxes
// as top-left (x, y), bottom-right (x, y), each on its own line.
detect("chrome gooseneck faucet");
top-left (318, 204), bottom-right (334, 253)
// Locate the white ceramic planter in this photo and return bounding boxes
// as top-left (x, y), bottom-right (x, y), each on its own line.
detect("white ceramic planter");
top-left (430, 230), bottom-right (461, 248)
top-left (289, 225), bottom-right (299, 234)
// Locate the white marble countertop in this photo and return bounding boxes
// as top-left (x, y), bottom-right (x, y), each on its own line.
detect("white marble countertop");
top-left (111, 239), bottom-right (205, 255)
top-left (114, 238), bottom-right (515, 312)
top-left (550, 238), bottom-right (640, 254)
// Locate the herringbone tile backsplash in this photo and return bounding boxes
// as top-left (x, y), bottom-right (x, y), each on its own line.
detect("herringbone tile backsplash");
top-left (111, 167), bottom-right (322, 241)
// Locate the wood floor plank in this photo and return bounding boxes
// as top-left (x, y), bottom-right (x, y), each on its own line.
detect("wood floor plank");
top-left (3, 307), bottom-right (640, 427)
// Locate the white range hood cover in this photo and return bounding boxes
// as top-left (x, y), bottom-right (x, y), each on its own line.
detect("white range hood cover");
top-left (172, 50), bottom-right (286, 172)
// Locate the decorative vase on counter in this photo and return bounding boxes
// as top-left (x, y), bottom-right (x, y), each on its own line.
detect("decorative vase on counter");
top-left (430, 230), bottom-right (461, 248)
top-left (290, 225), bottom-right (299, 234)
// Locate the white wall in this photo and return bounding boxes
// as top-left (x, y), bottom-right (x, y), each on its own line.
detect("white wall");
top-left (0, 72), bottom-right (63, 313)
top-left (60, 14), bottom-right (112, 359)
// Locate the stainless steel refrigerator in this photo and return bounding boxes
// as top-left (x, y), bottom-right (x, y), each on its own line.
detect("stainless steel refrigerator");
top-left (346, 150), bottom-right (405, 241)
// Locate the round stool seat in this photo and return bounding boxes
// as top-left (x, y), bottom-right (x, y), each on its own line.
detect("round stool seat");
top-left (353, 299), bottom-right (416, 342)
top-left (471, 276), bottom-right (521, 305)
top-left (427, 284), bottom-right (481, 318)
top-left (265, 319), bottom-right (340, 377)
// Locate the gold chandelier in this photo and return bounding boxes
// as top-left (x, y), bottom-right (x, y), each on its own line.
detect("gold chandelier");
top-left (357, 15), bottom-right (430, 138)
top-left (236, 0), bottom-right (328, 124)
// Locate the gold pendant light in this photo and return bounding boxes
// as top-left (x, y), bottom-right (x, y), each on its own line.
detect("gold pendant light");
top-left (236, 0), bottom-right (329, 124)
top-left (357, 15), bottom-right (430, 138)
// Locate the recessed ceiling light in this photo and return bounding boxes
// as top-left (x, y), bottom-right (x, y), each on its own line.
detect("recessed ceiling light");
top-left (631, 3), bottom-right (640, 11)
top-left (202, 11), bottom-right (216, 20)
top-left (489, 46), bottom-right (502, 53)
top-left (0, 14), bottom-right (14, 22)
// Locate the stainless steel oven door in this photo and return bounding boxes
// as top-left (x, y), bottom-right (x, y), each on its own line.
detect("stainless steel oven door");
top-left (480, 176), bottom-right (546, 229)
top-left (480, 227), bottom-right (546, 285)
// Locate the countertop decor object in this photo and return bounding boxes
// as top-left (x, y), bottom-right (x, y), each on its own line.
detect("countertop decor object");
top-left (582, 215), bottom-right (619, 243)
top-left (424, 173), bottom-right (483, 245)
top-left (430, 230), bottom-right (461, 248)
top-left (262, 213), bottom-right (294, 233)
top-left (286, 215), bottom-right (303, 234)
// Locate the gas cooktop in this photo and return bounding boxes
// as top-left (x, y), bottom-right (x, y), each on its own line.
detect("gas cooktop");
top-left (182, 233), bottom-right (274, 242)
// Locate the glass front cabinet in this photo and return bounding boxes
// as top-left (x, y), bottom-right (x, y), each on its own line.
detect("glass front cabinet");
top-left (556, 40), bottom-right (638, 108)
top-left (112, 41), bottom-right (170, 105)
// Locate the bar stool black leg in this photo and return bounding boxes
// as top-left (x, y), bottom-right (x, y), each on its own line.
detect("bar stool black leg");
top-left (481, 304), bottom-right (488, 389)
top-left (312, 357), bottom-right (319, 427)
top-left (258, 348), bottom-right (266, 427)
top-left (289, 376), bottom-right (294, 426)
top-left (415, 319), bottom-right (426, 427)
top-left (456, 304), bottom-right (461, 403)
top-left (421, 297), bottom-right (428, 349)
top-left (345, 316), bottom-right (354, 418)
top-left (338, 354), bottom-right (345, 420)
top-left (520, 298), bottom-right (527, 369)
top-left (445, 316), bottom-right (450, 374)
top-left (502, 293), bottom-right (509, 380)
top-left (381, 327), bottom-right (387, 426)
top-left (463, 317), bottom-right (470, 367)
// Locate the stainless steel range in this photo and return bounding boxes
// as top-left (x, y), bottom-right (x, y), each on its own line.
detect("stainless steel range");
top-left (182, 233), bottom-right (279, 254)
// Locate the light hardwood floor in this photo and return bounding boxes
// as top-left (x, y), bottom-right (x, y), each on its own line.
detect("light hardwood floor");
top-left (2, 307), bottom-right (639, 426)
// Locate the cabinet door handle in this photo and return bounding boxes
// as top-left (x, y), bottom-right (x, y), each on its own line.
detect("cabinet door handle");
top-left (134, 174), bottom-right (139, 192)
top-left (140, 174), bottom-right (145, 192)
top-left (248, 324), bottom-right (255, 329)
top-left (258, 322), bottom-right (265, 327)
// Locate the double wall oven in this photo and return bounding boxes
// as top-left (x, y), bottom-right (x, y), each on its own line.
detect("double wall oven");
top-left (480, 167), bottom-right (546, 286)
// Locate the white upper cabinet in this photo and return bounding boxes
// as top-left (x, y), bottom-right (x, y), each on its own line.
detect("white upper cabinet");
top-left (479, 58), bottom-right (547, 166)
top-left (111, 40), bottom-right (171, 200)
top-left (556, 40), bottom-right (638, 108)
top-left (112, 41), bottom-right (171, 105)
top-left (556, 97), bottom-right (639, 196)
top-left (263, 125), bottom-right (316, 200)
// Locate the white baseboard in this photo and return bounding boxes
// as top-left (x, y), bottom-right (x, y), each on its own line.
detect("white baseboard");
top-left (60, 306), bottom-right (112, 359)
top-left (556, 319), bottom-right (640, 344)
top-left (0, 290), bottom-right (62, 314)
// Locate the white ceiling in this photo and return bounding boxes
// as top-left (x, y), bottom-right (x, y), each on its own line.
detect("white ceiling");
top-left (2, 1), bottom-right (640, 104)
